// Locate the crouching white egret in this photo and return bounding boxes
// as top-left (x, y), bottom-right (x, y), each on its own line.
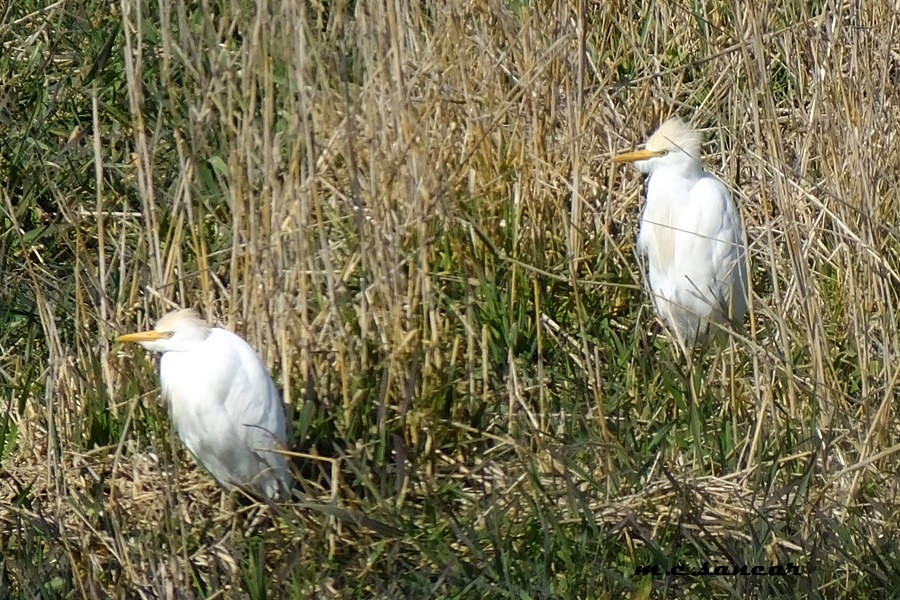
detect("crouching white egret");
top-left (612, 117), bottom-right (748, 355)
top-left (117, 309), bottom-right (291, 500)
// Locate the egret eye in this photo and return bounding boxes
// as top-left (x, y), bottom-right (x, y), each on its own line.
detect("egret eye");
top-left (658, 150), bottom-right (669, 156)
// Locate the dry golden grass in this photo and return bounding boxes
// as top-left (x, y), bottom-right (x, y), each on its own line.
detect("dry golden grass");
top-left (2, 0), bottom-right (900, 597)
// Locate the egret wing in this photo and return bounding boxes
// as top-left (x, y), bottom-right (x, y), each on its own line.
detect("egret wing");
top-left (674, 175), bottom-right (747, 323)
top-left (210, 329), bottom-right (291, 495)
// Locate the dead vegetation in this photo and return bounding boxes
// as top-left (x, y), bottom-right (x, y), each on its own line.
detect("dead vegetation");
top-left (1, 0), bottom-right (900, 597)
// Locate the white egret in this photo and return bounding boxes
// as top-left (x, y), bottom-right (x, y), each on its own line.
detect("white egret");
top-left (612, 117), bottom-right (747, 354)
top-left (116, 309), bottom-right (291, 500)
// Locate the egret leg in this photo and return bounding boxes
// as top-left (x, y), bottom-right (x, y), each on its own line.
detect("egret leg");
top-left (687, 353), bottom-right (704, 465)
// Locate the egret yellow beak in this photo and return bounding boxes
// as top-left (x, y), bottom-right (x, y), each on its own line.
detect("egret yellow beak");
top-left (611, 149), bottom-right (664, 163)
top-left (116, 330), bottom-right (171, 343)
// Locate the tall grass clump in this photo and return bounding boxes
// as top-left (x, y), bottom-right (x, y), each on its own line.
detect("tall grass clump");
top-left (1, 0), bottom-right (900, 597)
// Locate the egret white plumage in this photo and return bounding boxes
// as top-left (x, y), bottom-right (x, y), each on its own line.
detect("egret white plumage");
top-left (116, 309), bottom-right (291, 500)
top-left (612, 117), bottom-right (747, 354)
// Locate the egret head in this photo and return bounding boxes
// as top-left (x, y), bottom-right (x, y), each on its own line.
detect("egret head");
top-left (116, 308), bottom-right (212, 353)
top-left (612, 117), bottom-right (703, 175)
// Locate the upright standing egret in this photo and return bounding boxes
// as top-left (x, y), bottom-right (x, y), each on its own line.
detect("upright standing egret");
top-left (612, 117), bottom-right (747, 355)
top-left (116, 309), bottom-right (291, 500)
